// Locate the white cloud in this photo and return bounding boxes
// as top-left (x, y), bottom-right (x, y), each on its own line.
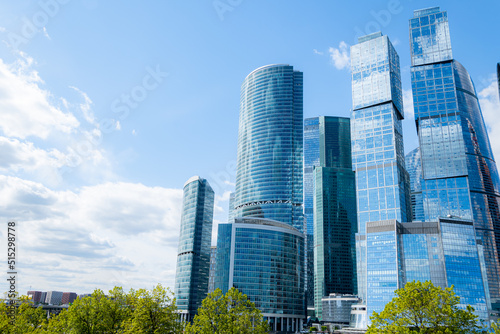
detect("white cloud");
top-left (0, 27), bottom-right (6, 33)
top-left (403, 89), bottom-right (414, 119)
top-left (42, 27), bottom-right (51, 40)
top-left (70, 85), bottom-right (95, 125)
top-left (313, 49), bottom-right (324, 56)
top-left (0, 175), bottom-right (184, 293)
top-left (116, 120), bottom-right (121, 130)
top-left (478, 76), bottom-right (500, 162)
top-left (328, 41), bottom-right (350, 70)
top-left (0, 55), bottom-right (79, 139)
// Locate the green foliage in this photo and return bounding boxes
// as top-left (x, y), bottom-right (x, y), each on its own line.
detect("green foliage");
top-left (0, 284), bottom-right (182, 333)
top-left (492, 321), bottom-right (500, 334)
top-left (184, 287), bottom-right (269, 334)
top-left (367, 280), bottom-right (486, 334)
top-left (321, 325), bottom-right (328, 332)
top-left (121, 284), bottom-right (182, 333)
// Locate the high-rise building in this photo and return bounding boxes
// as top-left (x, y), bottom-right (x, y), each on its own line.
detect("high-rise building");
top-left (304, 116), bottom-right (357, 320)
top-left (216, 64), bottom-right (306, 332)
top-left (27, 291), bottom-right (42, 304)
top-left (215, 218), bottom-right (305, 332)
top-left (233, 64), bottom-right (304, 233)
top-left (365, 218), bottom-right (488, 321)
top-left (410, 7), bottom-right (500, 310)
top-left (208, 246), bottom-right (217, 294)
top-left (304, 117), bottom-right (320, 309)
top-left (350, 32), bottom-right (412, 308)
top-left (497, 63), bottom-right (500, 97)
top-left (228, 192), bottom-right (235, 223)
top-left (406, 147), bottom-right (424, 221)
top-left (61, 292), bottom-right (77, 305)
top-left (45, 291), bottom-right (63, 305)
top-left (174, 176), bottom-right (214, 322)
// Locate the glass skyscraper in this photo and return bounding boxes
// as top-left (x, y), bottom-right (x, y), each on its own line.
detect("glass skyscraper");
top-left (304, 117), bottom-right (320, 309)
top-left (215, 218), bottom-right (305, 332)
top-left (406, 147), bottom-right (424, 221)
top-left (365, 218), bottom-right (489, 321)
top-left (304, 116), bottom-right (357, 320)
top-left (174, 176), bottom-right (214, 322)
top-left (497, 63), bottom-right (500, 98)
top-left (233, 64), bottom-right (304, 233)
top-left (350, 32), bottom-right (412, 306)
top-left (410, 7), bottom-right (500, 309)
top-left (216, 64), bottom-right (306, 332)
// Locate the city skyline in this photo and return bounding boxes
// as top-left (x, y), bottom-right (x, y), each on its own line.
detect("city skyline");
top-left (0, 1), bottom-right (499, 295)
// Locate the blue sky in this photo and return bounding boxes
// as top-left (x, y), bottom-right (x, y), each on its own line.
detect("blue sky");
top-left (0, 0), bottom-right (499, 295)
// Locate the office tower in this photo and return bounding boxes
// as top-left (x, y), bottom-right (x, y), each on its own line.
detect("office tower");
top-left (215, 218), bottom-right (305, 332)
top-left (45, 291), bottom-right (63, 305)
top-left (304, 116), bottom-right (357, 320)
top-left (304, 117), bottom-right (320, 309)
top-left (410, 7), bottom-right (500, 309)
top-left (216, 64), bottom-right (306, 332)
top-left (174, 176), bottom-right (214, 322)
top-left (406, 147), bottom-right (424, 221)
top-left (350, 32), bottom-right (412, 307)
top-left (61, 292), bottom-right (77, 304)
top-left (208, 246), bottom-right (217, 294)
top-left (233, 64), bottom-right (304, 232)
top-left (365, 217), bottom-right (488, 320)
top-left (228, 192), bottom-right (235, 223)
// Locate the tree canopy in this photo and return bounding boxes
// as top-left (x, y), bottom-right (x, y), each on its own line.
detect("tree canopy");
top-left (0, 284), bottom-right (181, 334)
top-left (184, 287), bottom-right (269, 334)
top-left (367, 280), bottom-right (487, 334)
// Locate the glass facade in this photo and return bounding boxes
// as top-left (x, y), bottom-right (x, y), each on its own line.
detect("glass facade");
top-left (208, 246), bottom-right (217, 294)
top-left (309, 117), bottom-right (357, 320)
top-left (410, 7), bottom-right (500, 308)
top-left (215, 218), bottom-right (306, 332)
top-left (350, 32), bottom-right (412, 305)
top-left (228, 192), bottom-right (235, 223)
top-left (406, 147), bottom-right (425, 221)
top-left (304, 117), bottom-right (320, 308)
top-left (365, 218), bottom-right (489, 323)
top-left (234, 64), bottom-right (304, 233)
top-left (497, 63), bottom-right (500, 98)
top-left (174, 176), bottom-right (214, 321)
top-left (365, 220), bottom-right (401, 318)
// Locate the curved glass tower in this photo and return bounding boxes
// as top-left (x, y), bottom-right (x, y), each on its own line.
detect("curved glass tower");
top-left (233, 64), bottom-right (304, 232)
top-left (174, 176), bottom-right (214, 322)
top-left (410, 7), bottom-right (500, 310)
top-left (215, 217), bottom-right (305, 332)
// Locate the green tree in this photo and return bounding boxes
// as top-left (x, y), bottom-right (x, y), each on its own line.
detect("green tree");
top-left (122, 284), bottom-right (182, 334)
top-left (0, 296), bottom-right (48, 333)
top-left (367, 280), bottom-right (486, 334)
top-left (492, 321), bottom-right (500, 334)
top-left (184, 287), bottom-right (269, 334)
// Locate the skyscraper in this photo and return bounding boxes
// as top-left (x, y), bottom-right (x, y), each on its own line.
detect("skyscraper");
top-left (406, 147), bottom-right (424, 221)
top-left (304, 116), bottom-right (357, 320)
top-left (364, 217), bottom-right (488, 320)
top-left (304, 117), bottom-right (320, 308)
top-left (174, 176), bottom-right (214, 322)
top-left (217, 64), bottom-right (306, 332)
top-left (350, 32), bottom-right (412, 306)
top-left (410, 7), bottom-right (500, 310)
top-left (208, 246), bottom-right (217, 294)
top-left (233, 64), bottom-right (304, 232)
top-left (497, 63), bottom-right (500, 97)
top-left (215, 218), bottom-right (305, 332)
